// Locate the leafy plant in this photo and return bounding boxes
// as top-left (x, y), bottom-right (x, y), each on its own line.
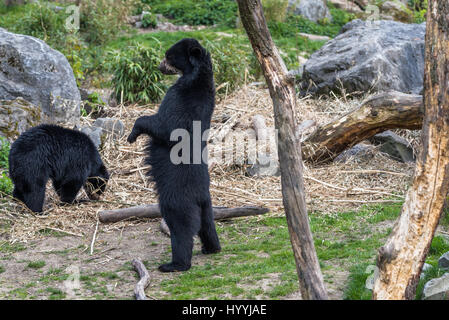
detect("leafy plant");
top-left (142, 12), bottom-right (158, 28)
top-left (0, 137), bottom-right (10, 169)
top-left (148, 0), bottom-right (238, 27)
top-left (261, 0), bottom-right (289, 23)
top-left (0, 137), bottom-right (12, 195)
top-left (204, 39), bottom-right (255, 94)
top-left (108, 42), bottom-right (167, 104)
top-left (79, 0), bottom-right (133, 45)
top-left (13, 2), bottom-right (70, 46)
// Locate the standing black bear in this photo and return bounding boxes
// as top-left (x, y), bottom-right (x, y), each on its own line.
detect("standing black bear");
top-left (128, 38), bottom-right (221, 272)
top-left (9, 124), bottom-right (109, 213)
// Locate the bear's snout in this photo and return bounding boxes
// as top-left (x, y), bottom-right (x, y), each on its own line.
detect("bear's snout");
top-left (159, 58), bottom-right (180, 75)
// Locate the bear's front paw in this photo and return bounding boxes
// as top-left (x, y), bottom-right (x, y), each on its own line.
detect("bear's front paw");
top-left (127, 132), bottom-right (138, 143)
top-left (158, 262), bottom-right (191, 272)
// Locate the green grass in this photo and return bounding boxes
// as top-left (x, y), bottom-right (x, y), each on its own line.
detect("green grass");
top-left (153, 203), bottom-right (403, 299)
top-left (45, 287), bottom-right (66, 300)
top-left (26, 260), bottom-right (46, 270)
top-left (152, 202), bottom-right (447, 299)
top-left (344, 233), bottom-right (449, 300)
top-left (0, 241), bottom-right (26, 253)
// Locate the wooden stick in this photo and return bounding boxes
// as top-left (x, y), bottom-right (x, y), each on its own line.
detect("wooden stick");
top-left (90, 220), bottom-right (99, 255)
top-left (131, 258), bottom-right (150, 300)
top-left (98, 205), bottom-right (269, 223)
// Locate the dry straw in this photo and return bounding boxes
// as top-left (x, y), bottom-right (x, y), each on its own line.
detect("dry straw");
top-left (0, 85), bottom-right (416, 242)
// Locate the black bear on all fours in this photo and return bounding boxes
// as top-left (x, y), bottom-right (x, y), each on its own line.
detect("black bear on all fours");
top-left (9, 124), bottom-right (109, 213)
top-left (128, 38), bottom-right (221, 272)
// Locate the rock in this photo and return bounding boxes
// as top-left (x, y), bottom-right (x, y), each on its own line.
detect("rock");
top-left (299, 33), bottom-right (331, 41)
top-left (129, 15), bottom-right (141, 24)
top-left (0, 28), bottom-right (81, 125)
top-left (422, 273), bottom-right (449, 300)
top-left (287, 0), bottom-right (332, 22)
top-left (0, 98), bottom-right (42, 141)
top-left (246, 154), bottom-right (281, 177)
top-left (381, 1), bottom-right (412, 22)
top-left (439, 252), bottom-right (449, 269)
top-left (334, 143), bottom-right (376, 163)
top-left (299, 19), bottom-right (426, 97)
top-left (93, 118), bottom-right (125, 140)
top-left (80, 126), bottom-right (103, 149)
top-left (370, 130), bottom-right (415, 163)
top-left (328, 0), bottom-right (363, 13)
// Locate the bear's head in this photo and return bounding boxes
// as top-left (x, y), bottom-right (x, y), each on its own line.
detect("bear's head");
top-left (85, 163), bottom-right (109, 200)
top-left (159, 38), bottom-right (210, 76)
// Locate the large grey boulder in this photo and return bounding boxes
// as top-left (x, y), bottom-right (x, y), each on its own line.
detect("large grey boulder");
top-left (370, 130), bottom-right (415, 163)
top-left (287, 0), bottom-right (332, 22)
top-left (0, 97), bottom-right (42, 141)
top-left (299, 20), bottom-right (426, 97)
top-left (439, 252), bottom-right (449, 269)
top-left (0, 28), bottom-right (80, 125)
top-left (422, 273), bottom-right (449, 300)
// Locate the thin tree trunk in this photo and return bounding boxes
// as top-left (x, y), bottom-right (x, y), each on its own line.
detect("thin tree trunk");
top-left (236, 0), bottom-right (328, 300)
top-left (302, 91), bottom-right (424, 164)
top-left (372, 0), bottom-right (449, 300)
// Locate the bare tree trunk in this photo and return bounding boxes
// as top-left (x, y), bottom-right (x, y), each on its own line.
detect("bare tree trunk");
top-left (302, 91), bottom-right (424, 164)
top-left (372, 0), bottom-right (449, 300)
top-left (236, 0), bottom-right (328, 300)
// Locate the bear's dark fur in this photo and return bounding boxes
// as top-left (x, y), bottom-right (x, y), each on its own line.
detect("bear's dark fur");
top-left (9, 124), bottom-right (109, 213)
top-left (128, 38), bottom-right (221, 272)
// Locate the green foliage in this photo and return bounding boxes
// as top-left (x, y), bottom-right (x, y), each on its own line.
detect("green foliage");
top-left (344, 263), bottom-right (375, 300)
top-left (0, 172), bottom-right (13, 195)
top-left (261, 0), bottom-right (289, 23)
top-left (88, 92), bottom-right (106, 106)
top-left (0, 137), bottom-right (12, 195)
top-left (345, 234), bottom-right (449, 300)
top-left (270, 7), bottom-right (356, 39)
top-left (204, 40), bottom-right (255, 93)
top-left (141, 12), bottom-right (158, 28)
top-left (108, 42), bottom-right (167, 104)
top-left (12, 2), bottom-right (70, 46)
top-left (410, 0), bottom-right (428, 23)
top-left (0, 137), bottom-right (9, 169)
top-left (79, 0), bottom-right (132, 45)
top-left (428, 235), bottom-right (449, 257)
top-left (148, 0), bottom-right (238, 27)
top-left (27, 260), bottom-right (46, 270)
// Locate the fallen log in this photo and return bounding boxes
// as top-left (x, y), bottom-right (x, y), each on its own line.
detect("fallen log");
top-left (98, 205), bottom-right (269, 223)
top-left (302, 91), bottom-right (424, 164)
top-left (131, 258), bottom-right (150, 300)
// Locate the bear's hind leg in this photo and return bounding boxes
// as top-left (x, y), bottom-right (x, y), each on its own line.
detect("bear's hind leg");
top-left (158, 204), bottom-right (201, 272)
top-left (198, 199), bottom-right (221, 255)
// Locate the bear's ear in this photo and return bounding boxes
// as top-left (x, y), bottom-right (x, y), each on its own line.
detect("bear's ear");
top-left (188, 46), bottom-right (203, 66)
top-left (189, 46), bottom-right (203, 58)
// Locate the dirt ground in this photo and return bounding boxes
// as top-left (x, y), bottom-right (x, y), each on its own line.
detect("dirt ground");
top-left (0, 86), bottom-right (418, 300)
top-left (0, 220), bottom-right (351, 300)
